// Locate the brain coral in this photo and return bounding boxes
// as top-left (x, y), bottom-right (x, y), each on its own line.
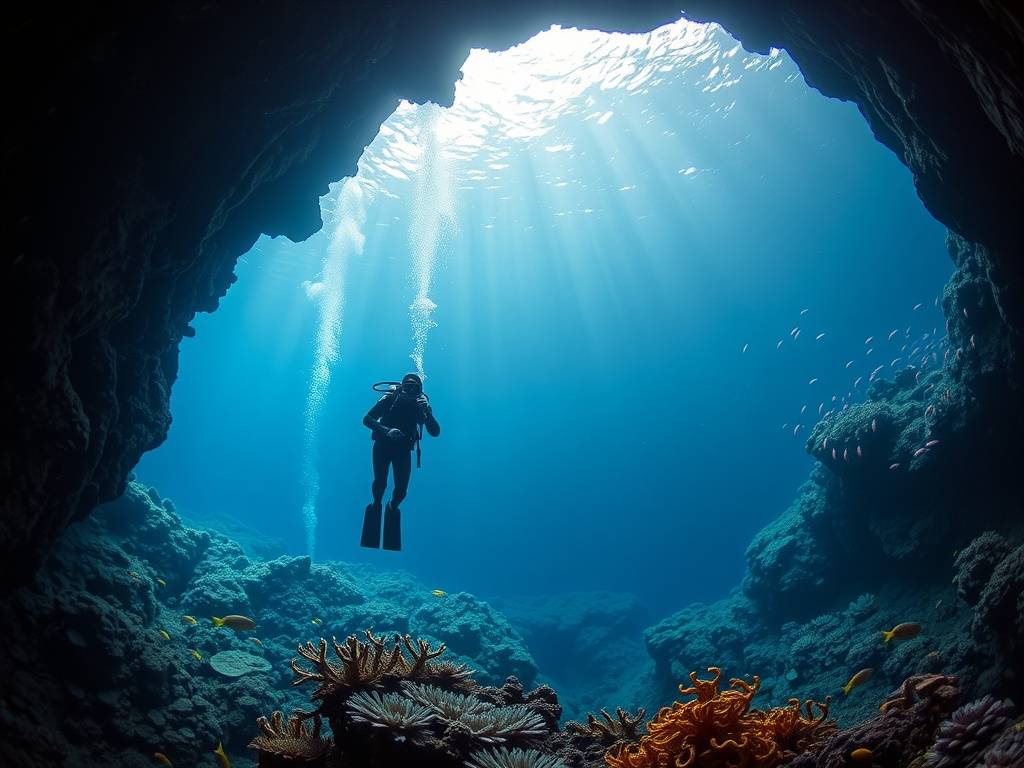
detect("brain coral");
top-left (209, 650), bottom-right (273, 677)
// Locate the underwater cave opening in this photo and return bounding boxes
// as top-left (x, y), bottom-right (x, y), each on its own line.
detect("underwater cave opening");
top-left (135, 16), bottom-right (951, 618)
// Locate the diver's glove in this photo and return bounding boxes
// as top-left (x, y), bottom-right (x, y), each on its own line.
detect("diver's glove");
top-left (387, 428), bottom-right (406, 442)
top-left (417, 395), bottom-right (432, 416)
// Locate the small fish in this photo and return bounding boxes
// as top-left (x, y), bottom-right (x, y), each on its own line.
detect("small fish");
top-left (843, 448), bottom-right (849, 462)
top-left (159, 630), bottom-right (171, 641)
top-left (214, 741), bottom-right (231, 768)
top-left (925, 439), bottom-right (941, 448)
top-left (249, 637), bottom-right (263, 646)
top-left (970, 334), bottom-right (976, 349)
top-left (431, 589), bottom-right (447, 597)
top-left (850, 748), bottom-right (873, 762)
top-left (157, 578), bottom-right (167, 588)
top-left (800, 405), bottom-right (807, 415)
top-left (818, 403), bottom-right (825, 415)
top-left (816, 333), bottom-right (826, 341)
top-left (856, 445), bottom-right (862, 459)
top-left (914, 447), bottom-right (929, 457)
top-left (882, 622), bottom-right (922, 644)
top-left (153, 753), bottom-right (173, 767)
top-left (794, 329), bottom-right (801, 340)
top-left (742, 343), bottom-right (749, 354)
top-left (808, 378), bottom-right (818, 385)
top-left (854, 377), bottom-right (862, 388)
top-left (791, 327), bottom-right (799, 337)
top-left (832, 447), bottom-right (838, 461)
top-left (935, 600), bottom-right (943, 609)
top-left (865, 348), bottom-right (873, 356)
top-left (777, 339), bottom-right (784, 350)
top-left (843, 668), bottom-right (874, 695)
top-left (181, 615), bottom-right (198, 625)
top-left (963, 307), bottom-right (969, 319)
top-left (889, 462), bottom-right (900, 470)
top-left (925, 404), bottom-right (936, 418)
top-left (913, 302), bottom-right (923, 311)
top-left (128, 570), bottom-right (142, 581)
top-left (871, 418), bottom-right (877, 433)
top-left (888, 329), bottom-right (898, 341)
top-left (845, 360), bottom-right (854, 369)
top-left (311, 617), bottom-right (323, 626)
top-left (800, 308), bottom-right (809, 315)
top-left (793, 425), bottom-right (802, 436)
top-left (865, 336), bottom-right (873, 345)
top-left (190, 649), bottom-right (203, 661)
top-left (211, 615), bottom-right (257, 631)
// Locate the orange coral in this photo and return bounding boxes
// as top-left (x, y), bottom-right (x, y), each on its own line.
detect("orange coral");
top-left (606, 667), bottom-right (833, 768)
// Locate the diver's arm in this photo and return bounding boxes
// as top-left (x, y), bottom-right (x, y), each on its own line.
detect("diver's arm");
top-left (363, 395), bottom-right (393, 437)
top-left (418, 397), bottom-right (440, 437)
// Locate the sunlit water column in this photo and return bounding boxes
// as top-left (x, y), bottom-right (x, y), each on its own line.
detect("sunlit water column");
top-left (407, 104), bottom-right (455, 378)
top-left (300, 178), bottom-right (367, 556)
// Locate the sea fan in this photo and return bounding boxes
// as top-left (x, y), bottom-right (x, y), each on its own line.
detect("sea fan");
top-left (453, 704), bottom-right (549, 743)
top-left (465, 746), bottom-right (567, 768)
top-left (401, 681), bottom-right (491, 719)
top-left (347, 690), bottom-right (436, 731)
top-left (924, 695), bottom-right (1015, 768)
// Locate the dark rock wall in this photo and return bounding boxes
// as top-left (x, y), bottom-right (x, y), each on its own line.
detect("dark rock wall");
top-left (4, 2), bottom-right (1022, 586)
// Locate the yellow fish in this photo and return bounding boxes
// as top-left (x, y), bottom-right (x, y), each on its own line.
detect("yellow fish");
top-left (153, 753), bottom-right (173, 767)
top-left (249, 638), bottom-right (262, 646)
top-left (843, 667), bottom-right (874, 696)
top-left (128, 570), bottom-right (142, 581)
top-left (882, 622), bottom-right (922, 644)
top-left (431, 589), bottom-right (447, 598)
top-left (311, 617), bottom-right (322, 626)
top-left (190, 649), bottom-right (202, 661)
top-left (181, 615), bottom-right (198, 625)
top-left (213, 740), bottom-right (231, 768)
top-left (157, 578), bottom-right (167, 588)
top-left (159, 630), bottom-right (171, 641)
top-left (850, 747), bottom-right (873, 762)
top-left (211, 615), bottom-right (257, 631)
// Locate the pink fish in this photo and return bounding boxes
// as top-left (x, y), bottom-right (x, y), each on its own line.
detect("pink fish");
top-left (871, 418), bottom-right (877, 433)
top-left (925, 439), bottom-right (941, 447)
top-left (889, 463), bottom-right (900, 470)
top-left (914, 447), bottom-right (929, 457)
top-left (856, 445), bottom-right (863, 458)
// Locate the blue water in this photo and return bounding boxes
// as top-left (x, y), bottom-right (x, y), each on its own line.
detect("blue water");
top-left (137, 19), bottom-right (948, 616)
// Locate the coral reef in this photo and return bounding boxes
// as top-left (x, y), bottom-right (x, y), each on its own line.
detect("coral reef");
top-left (0, 482), bottom-right (536, 767)
top-left (923, 695), bottom-right (1015, 768)
top-left (565, 708), bottom-right (647, 746)
top-left (249, 710), bottom-right (332, 766)
top-left (604, 667), bottom-right (834, 768)
top-left (467, 747), bottom-right (568, 768)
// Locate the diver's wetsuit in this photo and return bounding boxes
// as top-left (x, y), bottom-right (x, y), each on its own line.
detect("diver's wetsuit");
top-left (363, 391), bottom-right (440, 508)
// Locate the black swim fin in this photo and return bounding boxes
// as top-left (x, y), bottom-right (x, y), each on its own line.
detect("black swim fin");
top-left (360, 503), bottom-right (382, 548)
top-left (382, 502), bottom-right (402, 551)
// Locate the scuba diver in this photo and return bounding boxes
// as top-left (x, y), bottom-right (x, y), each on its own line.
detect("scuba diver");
top-left (360, 373), bottom-right (440, 551)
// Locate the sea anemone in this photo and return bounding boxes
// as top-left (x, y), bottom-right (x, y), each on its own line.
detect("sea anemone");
top-left (466, 746), bottom-right (567, 768)
top-left (924, 695), bottom-right (1015, 768)
top-left (451, 704), bottom-right (549, 744)
top-left (982, 726), bottom-right (1024, 767)
top-left (401, 681), bottom-right (490, 719)
top-left (346, 690), bottom-right (436, 732)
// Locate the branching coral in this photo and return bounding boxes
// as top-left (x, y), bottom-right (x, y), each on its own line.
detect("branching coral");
top-left (605, 667), bottom-right (833, 768)
top-left (249, 710), bottom-right (332, 763)
top-left (467, 746), bottom-right (567, 768)
top-left (347, 690), bottom-right (436, 732)
top-left (566, 708), bottom-right (647, 746)
top-left (290, 629), bottom-right (456, 707)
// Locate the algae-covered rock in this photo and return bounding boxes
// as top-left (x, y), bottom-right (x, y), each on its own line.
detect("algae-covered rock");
top-left (209, 650), bottom-right (273, 677)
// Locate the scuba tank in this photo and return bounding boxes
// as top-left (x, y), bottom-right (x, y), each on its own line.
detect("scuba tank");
top-left (371, 381), bottom-right (429, 467)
